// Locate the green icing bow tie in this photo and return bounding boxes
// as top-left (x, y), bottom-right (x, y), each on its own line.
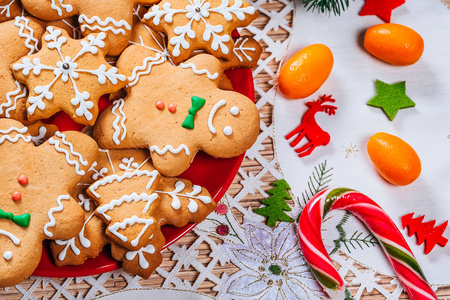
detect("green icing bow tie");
top-left (0, 209), bottom-right (30, 228)
top-left (182, 96), bottom-right (206, 129)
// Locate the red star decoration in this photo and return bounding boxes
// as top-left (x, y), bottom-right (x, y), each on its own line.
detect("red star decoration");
top-left (359, 0), bottom-right (406, 23)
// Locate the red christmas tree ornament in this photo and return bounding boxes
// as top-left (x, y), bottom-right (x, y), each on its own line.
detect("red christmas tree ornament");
top-left (285, 94), bottom-right (337, 158)
top-left (359, 0), bottom-right (405, 23)
top-left (401, 213), bottom-right (448, 255)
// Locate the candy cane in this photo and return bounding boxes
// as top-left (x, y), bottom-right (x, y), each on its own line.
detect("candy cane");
top-left (298, 188), bottom-right (437, 300)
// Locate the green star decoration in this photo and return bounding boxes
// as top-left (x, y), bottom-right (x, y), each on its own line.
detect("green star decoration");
top-left (367, 80), bottom-right (415, 120)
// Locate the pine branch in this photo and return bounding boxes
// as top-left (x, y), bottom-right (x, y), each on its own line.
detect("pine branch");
top-left (303, 0), bottom-right (351, 16)
top-left (331, 212), bottom-right (378, 254)
top-left (299, 160), bottom-right (333, 208)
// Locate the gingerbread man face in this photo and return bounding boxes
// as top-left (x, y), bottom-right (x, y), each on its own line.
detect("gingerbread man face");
top-left (94, 48), bottom-right (259, 176)
top-left (11, 26), bottom-right (128, 126)
top-left (21, 0), bottom-right (160, 56)
top-left (0, 119), bottom-right (98, 287)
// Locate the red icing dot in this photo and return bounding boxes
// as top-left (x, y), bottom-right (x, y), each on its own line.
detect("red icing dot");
top-left (12, 192), bottom-right (21, 201)
top-left (156, 101), bottom-right (165, 110)
top-left (18, 175), bottom-right (28, 185)
top-left (168, 104), bottom-right (176, 113)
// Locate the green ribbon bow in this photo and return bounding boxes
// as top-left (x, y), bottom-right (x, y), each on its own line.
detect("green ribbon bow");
top-left (182, 96), bottom-right (206, 129)
top-left (0, 209), bottom-right (30, 228)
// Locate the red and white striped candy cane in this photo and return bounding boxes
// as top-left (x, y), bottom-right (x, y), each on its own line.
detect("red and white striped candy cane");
top-left (298, 188), bottom-right (437, 300)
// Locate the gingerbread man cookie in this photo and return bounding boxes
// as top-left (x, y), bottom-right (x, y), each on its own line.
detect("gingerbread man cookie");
top-left (94, 53), bottom-right (259, 176)
top-left (11, 26), bottom-right (128, 126)
top-left (0, 119), bottom-right (98, 287)
top-left (21, 0), bottom-right (161, 56)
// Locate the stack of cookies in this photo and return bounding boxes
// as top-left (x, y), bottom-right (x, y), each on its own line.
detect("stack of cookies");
top-left (0, 0), bottom-right (261, 287)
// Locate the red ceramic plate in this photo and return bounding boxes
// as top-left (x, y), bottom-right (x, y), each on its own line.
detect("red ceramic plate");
top-left (32, 67), bottom-right (255, 277)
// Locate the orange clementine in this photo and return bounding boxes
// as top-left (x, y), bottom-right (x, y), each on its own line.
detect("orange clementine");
top-left (278, 44), bottom-right (333, 99)
top-left (367, 132), bottom-right (421, 186)
top-left (364, 23), bottom-right (424, 66)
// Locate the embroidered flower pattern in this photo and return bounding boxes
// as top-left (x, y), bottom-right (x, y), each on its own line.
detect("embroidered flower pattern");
top-left (221, 219), bottom-right (325, 299)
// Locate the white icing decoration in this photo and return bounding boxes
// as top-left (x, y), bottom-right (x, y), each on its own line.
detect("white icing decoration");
top-left (111, 99), bottom-right (127, 145)
top-left (119, 157), bottom-right (139, 171)
top-left (0, 230), bottom-right (20, 245)
top-left (179, 62), bottom-right (219, 80)
top-left (0, 127), bottom-right (32, 144)
top-left (230, 106), bottom-right (239, 115)
top-left (128, 54), bottom-right (166, 87)
top-left (48, 131), bottom-right (88, 176)
top-left (0, 0), bottom-right (15, 18)
top-left (108, 215), bottom-right (154, 247)
top-left (144, 0), bottom-right (255, 57)
top-left (156, 181), bottom-right (212, 212)
top-left (89, 169), bottom-right (159, 198)
top-left (12, 26), bottom-right (126, 120)
top-left (50, 0), bottom-right (73, 16)
top-left (79, 15), bottom-right (132, 35)
top-left (1, 81), bottom-right (27, 118)
top-left (150, 144), bottom-right (190, 156)
top-left (30, 126), bottom-right (47, 146)
top-left (3, 251), bottom-right (12, 261)
top-left (77, 193), bottom-right (92, 211)
top-left (88, 161), bottom-right (108, 181)
top-left (97, 192), bottom-right (159, 221)
top-left (44, 195), bottom-right (70, 238)
top-left (223, 126), bottom-right (233, 136)
top-left (14, 16), bottom-right (40, 55)
top-left (208, 99), bottom-right (226, 134)
top-left (187, 199), bottom-right (198, 213)
top-left (125, 242), bottom-right (156, 269)
top-left (55, 212), bottom-right (95, 261)
top-left (232, 37), bottom-right (256, 62)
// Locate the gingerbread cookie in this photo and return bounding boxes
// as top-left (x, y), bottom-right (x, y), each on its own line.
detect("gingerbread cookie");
top-left (221, 35), bottom-right (262, 70)
top-left (0, 0), bottom-right (22, 23)
top-left (11, 26), bottom-right (128, 126)
top-left (0, 119), bottom-right (98, 287)
top-left (87, 168), bottom-right (162, 250)
top-left (143, 0), bottom-right (257, 64)
top-left (88, 161), bottom-right (215, 278)
top-left (50, 149), bottom-right (152, 266)
top-left (21, 0), bottom-right (161, 56)
top-left (0, 16), bottom-right (45, 124)
top-left (94, 53), bottom-right (260, 176)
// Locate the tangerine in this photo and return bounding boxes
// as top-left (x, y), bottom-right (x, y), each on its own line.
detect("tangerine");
top-left (367, 132), bottom-right (421, 186)
top-left (364, 23), bottom-right (424, 66)
top-left (278, 44), bottom-right (333, 99)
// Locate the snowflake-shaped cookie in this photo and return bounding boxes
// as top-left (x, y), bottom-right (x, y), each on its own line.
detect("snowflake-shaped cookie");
top-left (11, 26), bottom-right (127, 125)
top-left (143, 0), bottom-right (258, 64)
top-left (0, 119), bottom-right (97, 287)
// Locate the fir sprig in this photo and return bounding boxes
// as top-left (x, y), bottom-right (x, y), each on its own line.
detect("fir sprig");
top-left (303, 0), bottom-right (351, 16)
top-left (298, 160), bottom-right (333, 208)
top-left (331, 211), bottom-right (378, 254)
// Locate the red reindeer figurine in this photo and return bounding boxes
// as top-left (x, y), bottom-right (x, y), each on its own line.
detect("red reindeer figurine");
top-left (285, 95), bottom-right (337, 157)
